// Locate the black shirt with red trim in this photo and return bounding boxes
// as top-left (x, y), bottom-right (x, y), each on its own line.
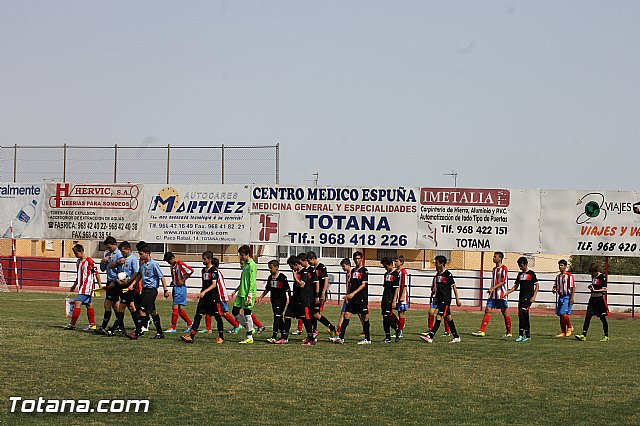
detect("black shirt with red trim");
top-left (265, 272), bottom-right (289, 306)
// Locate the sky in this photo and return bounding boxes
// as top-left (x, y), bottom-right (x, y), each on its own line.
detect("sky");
top-left (0, 1), bottom-right (638, 190)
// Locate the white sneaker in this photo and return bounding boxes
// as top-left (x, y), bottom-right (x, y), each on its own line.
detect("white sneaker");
top-left (450, 337), bottom-right (461, 343)
top-left (356, 338), bottom-right (372, 345)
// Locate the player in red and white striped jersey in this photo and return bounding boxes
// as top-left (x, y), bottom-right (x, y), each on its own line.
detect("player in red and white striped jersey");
top-left (392, 255), bottom-right (409, 338)
top-left (472, 251), bottom-right (512, 337)
top-left (65, 244), bottom-right (101, 330)
top-left (164, 252), bottom-right (194, 333)
top-left (552, 259), bottom-right (575, 337)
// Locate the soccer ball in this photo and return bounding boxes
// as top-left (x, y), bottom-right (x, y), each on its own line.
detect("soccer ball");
top-left (117, 272), bottom-right (129, 285)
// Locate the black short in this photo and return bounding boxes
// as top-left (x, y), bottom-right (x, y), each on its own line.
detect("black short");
top-left (140, 288), bottom-right (158, 313)
top-left (518, 299), bottom-right (532, 311)
top-left (105, 282), bottom-right (120, 302)
top-left (346, 302), bottom-right (369, 315)
top-left (271, 301), bottom-right (285, 316)
top-left (381, 302), bottom-right (393, 316)
top-left (435, 301), bottom-right (451, 317)
top-left (119, 289), bottom-right (135, 305)
top-left (285, 303), bottom-right (310, 320)
top-left (196, 296), bottom-right (218, 316)
top-left (134, 292), bottom-right (142, 309)
top-left (587, 297), bottom-right (608, 317)
top-left (312, 301), bottom-right (323, 314)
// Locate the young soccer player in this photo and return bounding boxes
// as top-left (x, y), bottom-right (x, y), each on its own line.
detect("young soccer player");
top-left (258, 260), bottom-right (291, 343)
top-left (307, 251), bottom-right (337, 337)
top-left (421, 256), bottom-right (461, 344)
top-left (505, 257), bottom-right (538, 342)
top-left (282, 255), bottom-right (316, 345)
top-left (181, 252), bottom-right (226, 344)
top-left (108, 241), bottom-right (140, 335)
top-left (422, 268), bottom-right (453, 338)
top-left (575, 263), bottom-right (609, 342)
top-left (231, 245), bottom-right (258, 344)
top-left (392, 255), bottom-right (409, 338)
top-left (127, 244), bottom-right (170, 340)
top-left (65, 244), bottom-right (100, 330)
top-left (291, 253), bottom-right (312, 335)
top-left (163, 252), bottom-right (194, 333)
top-left (331, 252), bottom-right (371, 345)
top-left (553, 259), bottom-right (575, 337)
top-left (97, 236), bottom-right (123, 335)
top-left (472, 251), bottom-right (512, 337)
top-left (380, 257), bottom-right (400, 343)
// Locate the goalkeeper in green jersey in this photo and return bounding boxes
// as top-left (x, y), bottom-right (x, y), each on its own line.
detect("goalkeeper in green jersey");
top-left (230, 245), bottom-right (258, 344)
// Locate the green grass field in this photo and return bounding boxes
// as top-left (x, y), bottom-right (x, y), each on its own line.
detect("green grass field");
top-left (1, 292), bottom-right (639, 425)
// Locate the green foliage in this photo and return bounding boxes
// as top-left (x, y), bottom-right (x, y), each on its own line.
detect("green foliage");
top-left (570, 255), bottom-right (640, 275)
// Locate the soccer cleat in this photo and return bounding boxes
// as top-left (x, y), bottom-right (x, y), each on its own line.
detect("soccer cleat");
top-left (503, 333), bottom-right (513, 338)
top-left (239, 338), bottom-right (254, 344)
top-left (95, 327), bottom-right (108, 335)
top-left (256, 326), bottom-right (266, 334)
top-left (184, 326), bottom-right (192, 333)
top-left (575, 334), bottom-right (587, 341)
top-left (522, 337), bottom-right (530, 342)
top-left (215, 337), bottom-right (224, 344)
top-left (443, 332), bottom-right (451, 337)
top-left (83, 325), bottom-right (97, 331)
top-left (450, 337), bottom-right (461, 343)
top-left (64, 324), bottom-right (75, 330)
top-left (555, 332), bottom-right (566, 338)
top-left (329, 327), bottom-right (337, 338)
top-left (180, 335), bottom-right (194, 344)
top-left (565, 327), bottom-right (574, 337)
top-left (227, 326), bottom-right (243, 334)
top-left (141, 325), bottom-right (149, 333)
top-left (600, 336), bottom-right (609, 342)
top-left (420, 335), bottom-right (433, 344)
top-left (312, 331), bottom-right (319, 339)
top-left (357, 338), bottom-right (372, 345)
top-left (127, 332), bottom-right (138, 340)
top-left (420, 331), bottom-right (430, 337)
top-left (198, 329), bottom-right (212, 333)
top-left (515, 336), bottom-right (525, 342)
top-left (274, 338), bottom-right (288, 344)
top-left (164, 328), bottom-right (177, 333)
top-left (304, 339), bottom-right (317, 346)
top-left (152, 333), bottom-right (165, 339)
top-left (382, 338), bottom-right (392, 343)
top-left (291, 330), bottom-right (302, 335)
top-left (266, 337), bottom-right (276, 344)
top-left (472, 331), bottom-right (485, 337)
top-left (330, 337), bottom-right (344, 344)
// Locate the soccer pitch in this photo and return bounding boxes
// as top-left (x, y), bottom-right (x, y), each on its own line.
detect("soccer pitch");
top-left (1, 293), bottom-right (639, 425)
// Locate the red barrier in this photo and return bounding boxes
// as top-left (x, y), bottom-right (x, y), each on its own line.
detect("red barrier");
top-left (0, 257), bottom-right (61, 288)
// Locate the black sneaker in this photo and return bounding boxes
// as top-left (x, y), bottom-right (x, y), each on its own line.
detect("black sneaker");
top-left (63, 324), bottom-right (75, 330)
top-left (152, 333), bottom-right (165, 339)
top-left (395, 329), bottom-right (401, 343)
top-left (382, 338), bottom-right (392, 343)
top-left (95, 327), bottom-right (108, 335)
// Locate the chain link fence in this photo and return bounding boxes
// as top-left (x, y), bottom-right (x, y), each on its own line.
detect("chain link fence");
top-left (0, 144), bottom-right (279, 184)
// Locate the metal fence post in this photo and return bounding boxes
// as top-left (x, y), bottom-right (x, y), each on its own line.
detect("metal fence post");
top-left (221, 144), bottom-right (225, 184)
top-left (275, 143), bottom-right (280, 184)
top-left (633, 281), bottom-right (636, 319)
top-left (13, 144), bottom-right (17, 182)
top-left (166, 144), bottom-right (171, 184)
top-left (63, 143), bottom-right (67, 181)
top-left (479, 251), bottom-right (485, 310)
top-left (113, 144), bottom-right (118, 183)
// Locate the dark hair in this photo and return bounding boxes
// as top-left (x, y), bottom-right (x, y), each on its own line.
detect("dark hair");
top-left (287, 255), bottom-right (300, 266)
top-left (202, 251), bottom-right (214, 260)
top-left (340, 258), bottom-right (351, 267)
top-left (588, 262), bottom-right (600, 274)
top-left (212, 257), bottom-right (220, 269)
top-left (434, 255), bottom-right (447, 265)
top-left (268, 259), bottom-right (279, 268)
top-left (494, 251), bottom-right (504, 260)
top-left (136, 241), bottom-right (147, 250)
top-left (380, 257), bottom-right (393, 267)
top-left (558, 259), bottom-right (568, 266)
top-left (72, 244), bottom-right (84, 254)
top-left (517, 256), bottom-right (528, 266)
top-left (138, 244), bottom-right (151, 254)
top-left (163, 252), bottom-right (175, 262)
top-left (103, 236), bottom-right (117, 246)
top-left (307, 251), bottom-right (317, 260)
top-left (298, 253), bottom-right (308, 262)
top-left (238, 245), bottom-right (251, 256)
top-left (353, 251), bottom-right (363, 260)
top-left (119, 241), bottom-right (131, 250)
top-left (394, 255), bottom-right (405, 263)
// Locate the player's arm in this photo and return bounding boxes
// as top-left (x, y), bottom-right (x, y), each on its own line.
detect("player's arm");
top-left (179, 263), bottom-right (194, 285)
top-left (320, 276), bottom-right (329, 302)
top-left (99, 254), bottom-right (109, 272)
top-left (530, 280), bottom-right (539, 303)
top-left (551, 277), bottom-right (557, 294)
top-left (200, 280), bottom-right (217, 299)
top-left (345, 280), bottom-right (366, 300)
top-left (569, 278), bottom-right (576, 304)
top-left (505, 281), bottom-right (518, 297)
top-left (161, 276), bottom-right (169, 298)
top-left (313, 278), bottom-right (320, 302)
top-left (94, 267), bottom-right (102, 287)
top-left (397, 271), bottom-right (406, 303)
top-left (70, 271), bottom-right (78, 292)
top-left (453, 284), bottom-right (462, 307)
top-left (258, 282), bottom-right (270, 302)
top-left (392, 285), bottom-right (400, 310)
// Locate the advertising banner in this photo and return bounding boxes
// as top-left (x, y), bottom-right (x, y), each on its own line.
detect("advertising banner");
top-left (0, 183), bottom-right (45, 239)
top-left (250, 186), bottom-right (419, 249)
top-left (143, 184), bottom-right (250, 244)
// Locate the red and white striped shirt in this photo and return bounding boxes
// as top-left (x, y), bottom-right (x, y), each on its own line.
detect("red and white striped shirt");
top-left (489, 265), bottom-right (509, 300)
top-left (216, 268), bottom-right (229, 302)
top-left (555, 272), bottom-right (575, 296)
top-left (171, 260), bottom-right (194, 285)
top-left (76, 257), bottom-right (98, 296)
top-left (397, 268), bottom-right (409, 304)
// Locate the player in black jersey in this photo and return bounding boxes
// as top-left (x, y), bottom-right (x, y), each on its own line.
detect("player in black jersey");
top-left (258, 260), bottom-right (291, 343)
top-left (576, 262), bottom-right (609, 342)
top-left (281, 256), bottom-right (316, 345)
top-left (331, 252), bottom-right (371, 345)
top-left (307, 251), bottom-right (337, 337)
top-left (380, 257), bottom-right (400, 343)
top-left (505, 257), bottom-right (539, 342)
top-left (421, 256), bottom-right (461, 344)
top-left (181, 251), bottom-right (225, 344)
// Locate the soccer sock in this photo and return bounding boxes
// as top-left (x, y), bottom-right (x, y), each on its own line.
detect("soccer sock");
top-left (447, 319), bottom-right (459, 338)
top-left (251, 314), bottom-right (262, 328)
top-left (444, 320), bottom-right (451, 333)
top-left (215, 315), bottom-right (224, 338)
top-left (235, 314), bottom-right (246, 327)
top-left (336, 324), bottom-right (342, 334)
top-left (390, 312), bottom-right (400, 327)
top-left (282, 317), bottom-right (292, 340)
top-left (428, 313), bottom-right (434, 331)
top-left (312, 317), bottom-right (318, 332)
top-left (479, 313), bottom-right (490, 332)
top-left (339, 318), bottom-right (350, 339)
top-left (319, 315), bottom-right (334, 330)
top-left (206, 314), bottom-right (212, 331)
top-left (152, 314), bottom-right (163, 334)
top-left (524, 311), bottom-right (531, 338)
top-left (383, 316), bottom-right (391, 338)
top-left (129, 309), bottom-right (138, 327)
top-left (399, 317), bottom-right (405, 331)
top-left (504, 314), bottom-right (512, 334)
top-left (115, 311), bottom-right (125, 332)
top-left (171, 307), bottom-right (179, 329)
top-left (135, 316), bottom-right (144, 335)
top-left (272, 314), bottom-right (282, 339)
top-left (101, 310), bottom-right (112, 329)
top-left (143, 315), bottom-right (150, 329)
top-left (582, 314), bottom-right (592, 336)
top-left (518, 309), bottom-right (526, 336)
top-left (430, 318), bottom-right (441, 338)
top-left (297, 319), bottom-right (303, 332)
top-left (244, 314), bottom-right (254, 337)
top-left (563, 314), bottom-right (573, 330)
top-left (71, 307), bottom-right (81, 326)
top-left (303, 318), bottom-right (314, 340)
top-left (363, 319), bottom-right (370, 340)
top-left (601, 316), bottom-right (609, 336)
top-left (191, 313), bottom-right (202, 337)
top-left (87, 307), bottom-right (95, 326)
top-left (559, 316), bottom-right (566, 333)
top-left (179, 307), bottom-right (192, 326)
top-left (224, 313), bottom-right (239, 328)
